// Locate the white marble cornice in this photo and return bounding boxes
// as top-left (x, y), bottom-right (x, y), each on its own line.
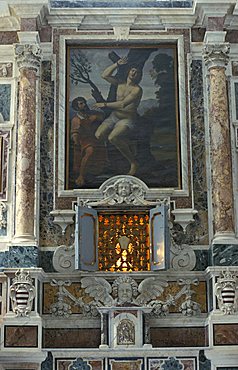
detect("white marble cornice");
top-left (46, 7), bottom-right (196, 29)
top-left (5, 0), bottom-right (48, 17)
top-left (194, 0), bottom-right (235, 28)
top-left (0, 2), bottom-right (20, 31)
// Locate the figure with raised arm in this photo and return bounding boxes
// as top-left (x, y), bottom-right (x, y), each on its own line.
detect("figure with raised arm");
top-left (94, 57), bottom-right (143, 176)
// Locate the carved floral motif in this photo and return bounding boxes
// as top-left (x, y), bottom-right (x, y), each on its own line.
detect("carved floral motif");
top-left (49, 276), bottom-right (201, 319)
top-left (50, 280), bottom-right (72, 317)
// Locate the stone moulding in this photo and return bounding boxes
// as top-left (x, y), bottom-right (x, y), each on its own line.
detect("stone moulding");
top-left (50, 209), bottom-right (75, 234)
top-left (82, 175), bottom-right (168, 207)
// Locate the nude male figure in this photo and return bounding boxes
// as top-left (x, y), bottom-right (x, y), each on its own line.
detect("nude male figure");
top-left (94, 57), bottom-right (143, 176)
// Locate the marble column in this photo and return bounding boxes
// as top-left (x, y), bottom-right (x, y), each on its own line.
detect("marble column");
top-left (203, 36), bottom-right (234, 241)
top-left (14, 41), bottom-right (41, 245)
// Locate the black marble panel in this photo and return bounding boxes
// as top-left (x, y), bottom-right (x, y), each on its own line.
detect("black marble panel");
top-left (211, 244), bottom-right (238, 266)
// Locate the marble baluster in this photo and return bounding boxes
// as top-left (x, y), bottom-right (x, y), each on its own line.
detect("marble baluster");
top-left (14, 43), bottom-right (41, 244)
top-left (203, 42), bottom-right (234, 239)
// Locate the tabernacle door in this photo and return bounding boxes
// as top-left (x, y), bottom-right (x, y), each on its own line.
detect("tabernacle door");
top-left (149, 204), bottom-right (169, 271)
top-left (75, 205), bottom-right (98, 271)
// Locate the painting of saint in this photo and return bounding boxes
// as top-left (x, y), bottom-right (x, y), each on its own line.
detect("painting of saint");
top-left (66, 46), bottom-right (180, 189)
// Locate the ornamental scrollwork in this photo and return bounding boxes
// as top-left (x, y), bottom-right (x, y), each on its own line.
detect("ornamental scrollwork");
top-left (87, 175), bottom-right (165, 206)
top-left (52, 244), bottom-right (75, 273)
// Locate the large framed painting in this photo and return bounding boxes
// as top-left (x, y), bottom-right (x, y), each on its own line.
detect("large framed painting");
top-left (65, 44), bottom-right (181, 190)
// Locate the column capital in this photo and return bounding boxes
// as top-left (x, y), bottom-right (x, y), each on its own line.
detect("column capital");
top-left (202, 42), bottom-right (230, 70)
top-left (14, 43), bottom-right (42, 73)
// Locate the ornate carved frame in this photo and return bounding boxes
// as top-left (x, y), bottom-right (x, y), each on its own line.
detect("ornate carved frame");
top-left (57, 33), bottom-right (188, 202)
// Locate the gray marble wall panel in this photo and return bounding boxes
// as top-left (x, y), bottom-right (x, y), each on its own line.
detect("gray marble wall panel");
top-left (50, 0), bottom-right (193, 8)
top-left (40, 61), bottom-right (62, 247)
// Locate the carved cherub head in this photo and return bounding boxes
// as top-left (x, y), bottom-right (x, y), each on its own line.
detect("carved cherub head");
top-left (117, 179), bottom-right (132, 198)
top-left (112, 276), bottom-right (138, 304)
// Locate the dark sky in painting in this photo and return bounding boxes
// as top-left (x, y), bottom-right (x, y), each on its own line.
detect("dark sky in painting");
top-left (66, 46), bottom-right (180, 189)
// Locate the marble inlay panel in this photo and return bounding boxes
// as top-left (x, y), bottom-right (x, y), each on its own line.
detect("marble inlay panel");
top-left (0, 32), bottom-right (18, 44)
top-left (150, 327), bottom-right (207, 347)
top-left (40, 61), bottom-right (66, 247)
top-left (41, 352), bottom-right (53, 370)
top-left (56, 359), bottom-right (104, 370)
top-left (148, 358), bottom-right (196, 370)
top-left (109, 359), bottom-right (143, 370)
top-left (43, 328), bottom-right (101, 348)
top-left (190, 60), bottom-right (208, 245)
top-left (4, 326), bottom-right (38, 347)
top-left (0, 84), bottom-right (11, 122)
top-left (50, 0), bottom-right (193, 8)
top-left (8, 246), bottom-right (39, 267)
top-left (214, 324), bottom-right (238, 345)
top-left (20, 18), bottom-right (37, 31)
top-left (0, 129), bottom-right (11, 201)
top-left (212, 244), bottom-right (238, 266)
